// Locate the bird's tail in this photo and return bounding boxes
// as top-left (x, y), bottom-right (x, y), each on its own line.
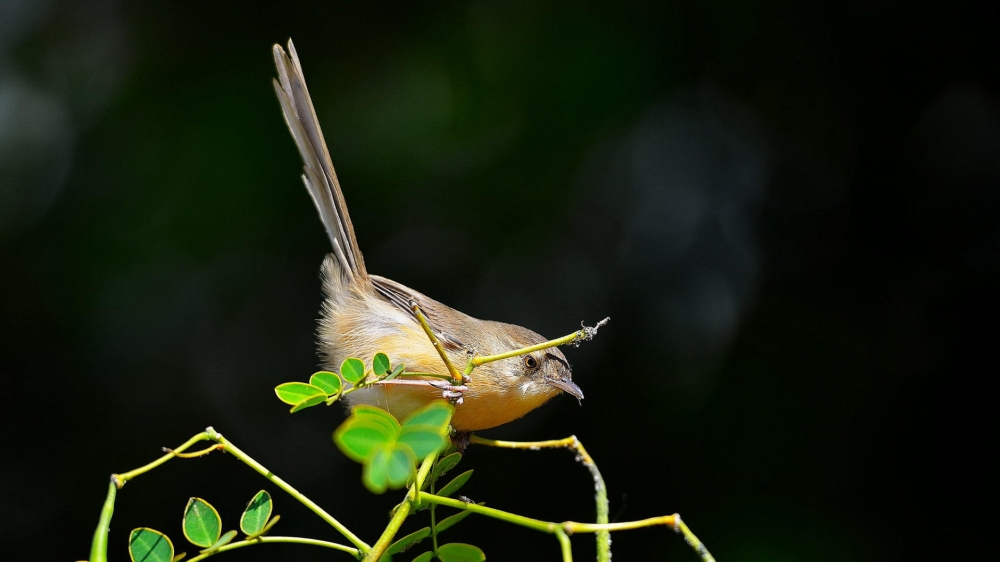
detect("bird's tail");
top-left (273, 39), bottom-right (367, 282)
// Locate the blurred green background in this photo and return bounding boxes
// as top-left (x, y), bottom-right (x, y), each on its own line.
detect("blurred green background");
top-left (1, 0), bottom-right (995, 560)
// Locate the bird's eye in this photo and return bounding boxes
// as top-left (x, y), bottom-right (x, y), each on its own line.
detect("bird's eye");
top-left (523, 355), bottom-right (539, 369)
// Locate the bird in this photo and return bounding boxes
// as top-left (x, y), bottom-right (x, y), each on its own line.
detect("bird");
top-left (272, 39), bottom-right (583, 431)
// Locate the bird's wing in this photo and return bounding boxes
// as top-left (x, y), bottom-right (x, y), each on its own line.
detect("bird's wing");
top-left (369, 275), bottom-right (466, 351)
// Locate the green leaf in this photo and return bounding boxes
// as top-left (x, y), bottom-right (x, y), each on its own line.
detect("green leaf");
top-left (384, 363), bottom-right (405, 381)
top-left (387, 444), bottom-right (417, 487)
top-left (129, 528), bottom-right (174, 562)
top-left (398, 425), bottom-right (447, 459)
top-left (309, 371), bottom-right (342, 395)
top-left (340, 357), bottom-right (366, 383)
top-left (411, 552), bottom-right (434, 562)
top-left (182, 497), bottom-right (221, 548)
top-left (200, 530), bottom-right (237, 553)
top-left (438, 470), bottom-right (473, 498)
top-left (240, 490), bottom-right (271, 536)
top-left (373, 352), bottom-right (391, 376)
top-left (364, 444), bottom-right (415, 493)
top-left (362, 445), bottom-right (390, 493)
top-left (352, 405), bottom-right (402, 438)
top-left (171, 554), bottom-right (187, 562)
top-left (274, 382), bottom-right (327, 406)
top-left (289, 393), bottom-right (327, 413)
top-left (386, 527), bottom-right (430, 555)
top-left (402, 401), bottom-right (454, 430)
top-left (432, 453), bottom-right (462, 483)
top-left (435, 508), bottom-right (475, 534)
top-left (334, 419), bottom-right (395, 462)
top-left (436, 543), bottom-right (486, 562)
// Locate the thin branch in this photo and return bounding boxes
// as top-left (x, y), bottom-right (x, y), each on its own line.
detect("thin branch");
top-left (470, 435), bottom-right (610, 562)
top-left (184, 536), bottom-right (359, 562)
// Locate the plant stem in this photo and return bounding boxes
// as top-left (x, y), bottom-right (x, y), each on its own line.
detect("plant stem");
top-left (204, 427), bottom-right (370, 553)
top-left (184, 536), bottom-right (359, 562)
top-left (364, 453), bottom-right (436, 561)
top-left (416, 493), bottom-right (556, 533)
top-left (470, 318), bottom-right (608, 367)
top-left (416, 493), bottom-right (715, 562)
top-left (114, 432), bottom-right (212, 485)
top-left (411, 302), bottom-right (464, 383)
top-left (555, 528), bottom-right (573, 562)
top-left (88, 480), bottom-right (117, 562)
top-left (470, 435), bottom-right (610, 562)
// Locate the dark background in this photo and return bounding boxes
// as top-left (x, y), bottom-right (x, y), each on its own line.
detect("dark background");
top-left (1, 1), bottom-right (995, 560)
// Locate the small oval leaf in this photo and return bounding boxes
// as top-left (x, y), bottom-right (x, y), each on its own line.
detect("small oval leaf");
top-left (398, 425), bottom-right (447, 460)
top-left (437, 543), bottom-right (486, 562)
top-left (436, 508), bottom-right (475, 534)
top-left (334, 419), bottom-right (395, 462)
top-left (352, 405), bottom-right (402, 438)
top-left (402, 401), bottom-right (454, 430)
top-left (432, 452), bottom-right (463, 483)
top-left (129, 528), bottom-right (174, 562)
top-left (362, 445), bottom-right (391, 494)
top-left (411, 552), bottom-right (434, 562)
top-left (340, 357), bottom-right (366, 383)
top-left (290, 393), bottom-right (326, 413)
top-left (183, 498), bottom-right (221, 548)
top-left (240, 490), bottom-right (272, 536)
top-left (274, 382), bottom-right (326, 405)
top-left (373, 352), bottom-right (391, 376)
top-left (386, 527), bottom-right (430, 555)
top-left (438, 470), bottom-right (474, 498)
top-left (387, 444), bottom-right (417, 487)
top-left (309, 372), bottom-right (342, 395)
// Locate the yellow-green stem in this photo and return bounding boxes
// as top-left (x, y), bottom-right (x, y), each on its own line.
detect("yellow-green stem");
top-left (471, 330), bottom-right (585, 366)
top-left (470, 435), bottom-right (610, 562)
top-left (88, 480), bottom-right (117, 562)
top-left (556, 528), bottom-right (573, 561)
top-left (364, 453), bottom-right (437, 561)
top-left (184, 536), bottom-right (359, 562)
top-left (114, 432), bottom-right (212, 485)
top-left (205, 427), bottom-right (370, 553)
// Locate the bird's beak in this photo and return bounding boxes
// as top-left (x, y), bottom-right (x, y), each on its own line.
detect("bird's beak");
top-left (545, 378), bottom-right (584, 400)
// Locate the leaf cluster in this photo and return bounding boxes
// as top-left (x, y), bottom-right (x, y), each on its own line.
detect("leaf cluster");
top-left (128, 491), bottom-right (278, 562)
top-left (274, 353), bottom-right (405, 413)
top-left (335, 401), bottom-right (454, 494)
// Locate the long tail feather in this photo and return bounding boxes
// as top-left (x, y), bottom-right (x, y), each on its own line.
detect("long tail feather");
top-left (273, 39), bottom-right (366, 281)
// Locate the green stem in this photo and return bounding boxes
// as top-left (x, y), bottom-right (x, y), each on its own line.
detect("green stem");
top-left (555, 528), bottom-right (573, 562)
top-left (470, 318), bottom-right (607, 367)
top-left (470, 435), bottom-right (610, 562)
top-left (430, 470), bottom-right (440, 555)
top-left (184, 536), bottom-right (359, 562)
top-left (416, 493), bottom-right (556, 533)
top-left (115, 432), bottom-right (212, 484)
top-left (364, 454), bottom-right (436, 561)
top-left (417, 493), bottom-right (712, 561)
top-left (88, 480), bottom-right (117, 562)
top-left (205, 427), bottom-right (370, 553)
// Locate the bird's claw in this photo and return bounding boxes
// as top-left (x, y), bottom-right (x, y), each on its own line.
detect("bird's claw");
top-left (428, 380), bottom-right (467, 404)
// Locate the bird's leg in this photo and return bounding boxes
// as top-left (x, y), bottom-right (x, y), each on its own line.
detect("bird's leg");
top-left (372, 378), bottom-right (468, 405)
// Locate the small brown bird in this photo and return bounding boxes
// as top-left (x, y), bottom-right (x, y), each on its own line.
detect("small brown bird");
top-left (272, 40), bottom-right (583, 431)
